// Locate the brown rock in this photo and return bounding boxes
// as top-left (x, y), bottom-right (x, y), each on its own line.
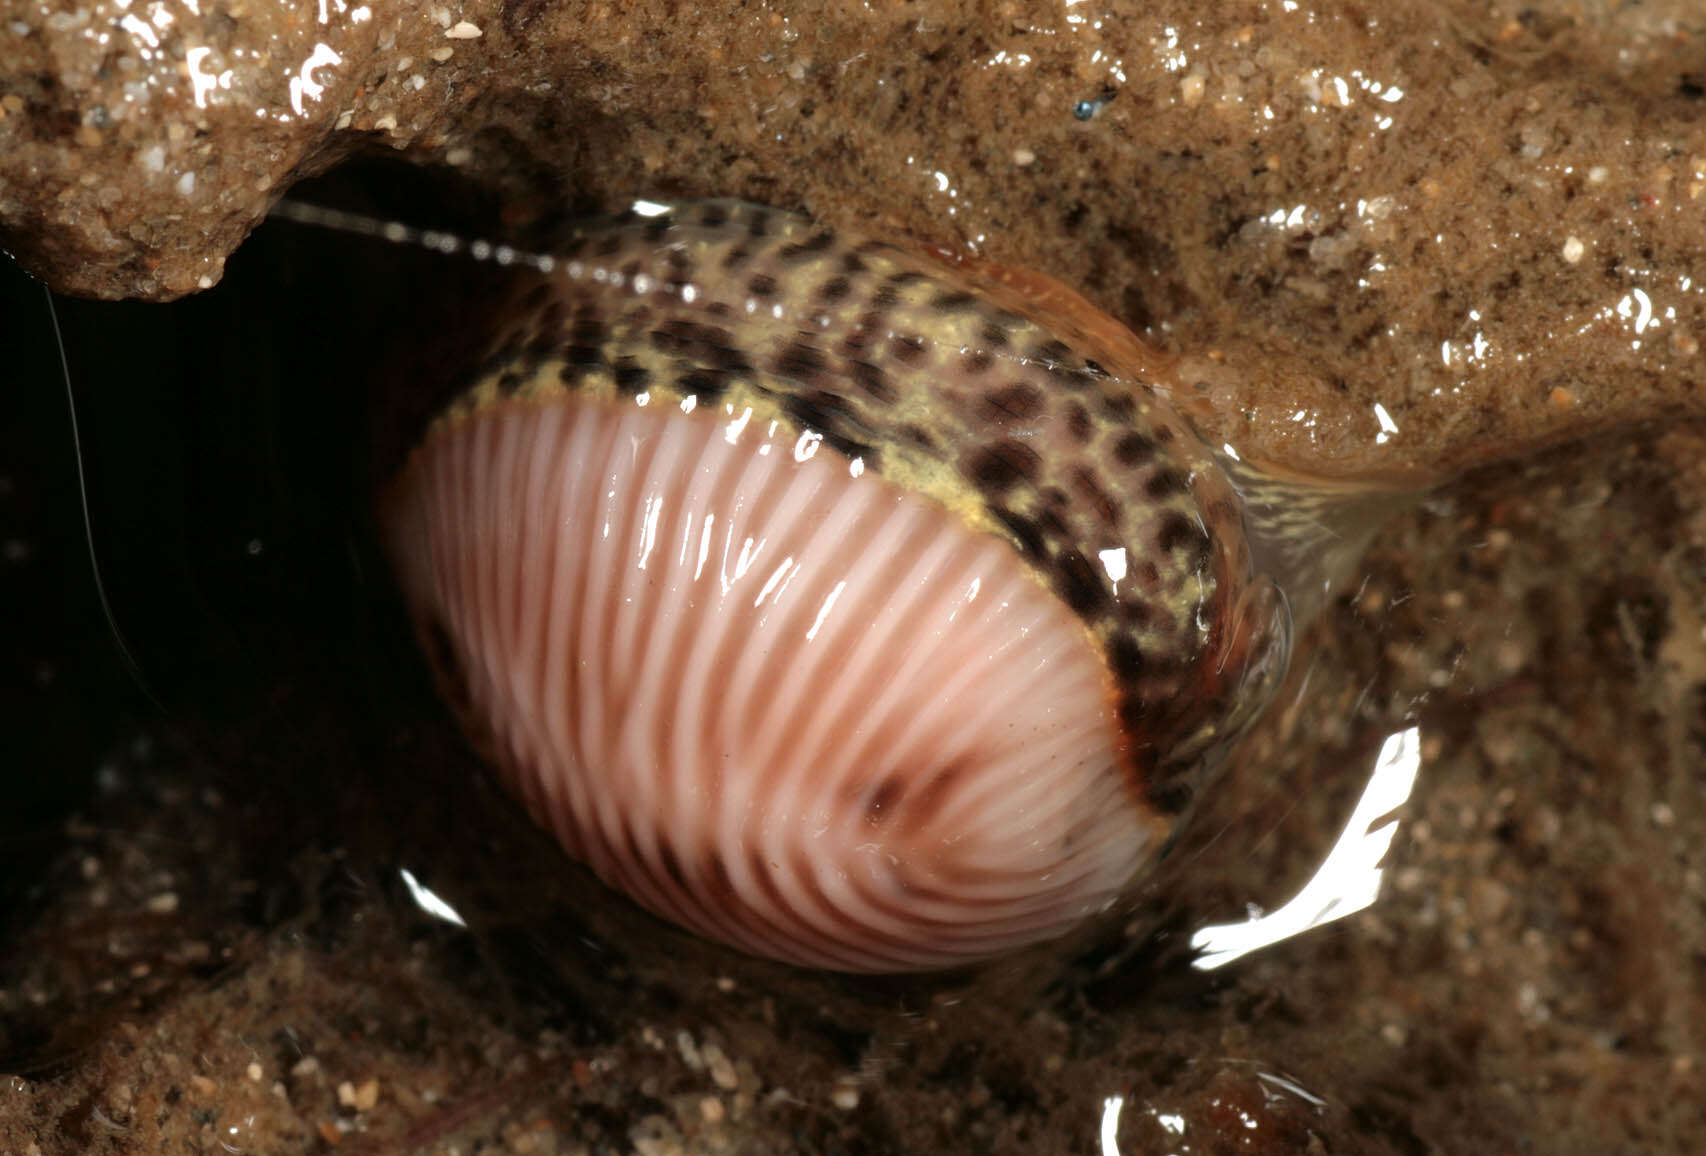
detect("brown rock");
top-left (3, 0), bottom-right (1705, 478)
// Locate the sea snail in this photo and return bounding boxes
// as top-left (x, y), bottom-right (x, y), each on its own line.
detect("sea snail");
top-left (379, 198), bottom-right (1314, 974)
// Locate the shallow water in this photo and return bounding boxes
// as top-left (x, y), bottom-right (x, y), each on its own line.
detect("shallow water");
top-left (6, 0), bottom-right (1706, 1150)
top-left (4, 170), bottom-right (1705, 1155)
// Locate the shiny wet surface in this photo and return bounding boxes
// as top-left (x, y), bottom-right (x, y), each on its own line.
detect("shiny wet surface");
top-left (3, 173), bottom-right (1705, 1153)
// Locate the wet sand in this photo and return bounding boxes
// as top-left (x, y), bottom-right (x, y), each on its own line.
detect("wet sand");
top-left (3, 0), bottom-right (1705, 1151)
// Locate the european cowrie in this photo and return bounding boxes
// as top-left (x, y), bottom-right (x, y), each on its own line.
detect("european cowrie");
top-left (373, 198), bottom-right (1382, 973)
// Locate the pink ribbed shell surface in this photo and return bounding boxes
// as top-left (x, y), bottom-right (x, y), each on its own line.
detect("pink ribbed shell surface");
top-left (384, 395), bottom-right (1156, 972)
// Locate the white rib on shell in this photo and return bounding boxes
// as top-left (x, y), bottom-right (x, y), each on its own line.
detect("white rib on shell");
top-left (385, 396), bottom-right (1156, 972)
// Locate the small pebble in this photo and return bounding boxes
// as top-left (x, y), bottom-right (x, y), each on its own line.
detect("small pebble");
top-left (830, 1082), bottom-right (860, 1110)
top-left (446, 20), bottom-right (481, 38)
top-left (1560, 235), bottom-right (1585, 264)
top-left (676, 1030), bottom-right (703, 1071)
top-left (702, 1043), bottom-right (739, 1091)
top-left (1493, 639), bottom-right (1527, 674)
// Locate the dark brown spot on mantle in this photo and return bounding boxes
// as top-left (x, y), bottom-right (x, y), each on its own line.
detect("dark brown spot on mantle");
top-left (966, 440), bottom-right (1042, 494)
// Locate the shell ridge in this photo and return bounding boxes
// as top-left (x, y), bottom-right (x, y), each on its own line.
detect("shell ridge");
top-left (380, 198), bottom-right (1310, 971)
